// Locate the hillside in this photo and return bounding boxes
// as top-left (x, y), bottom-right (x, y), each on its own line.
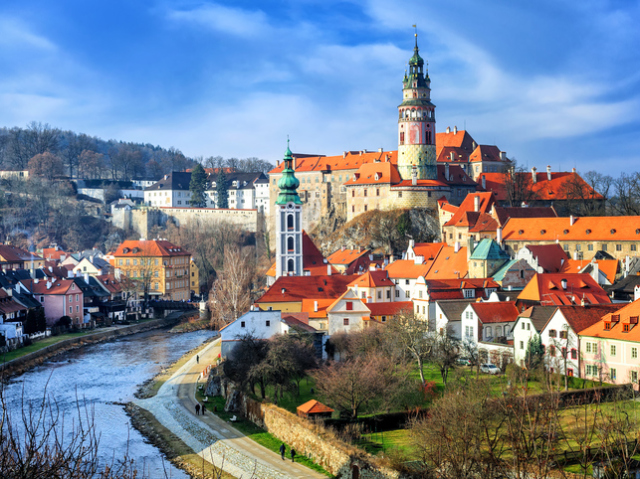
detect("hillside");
top-left (310, 207), bottom-right (440, 256)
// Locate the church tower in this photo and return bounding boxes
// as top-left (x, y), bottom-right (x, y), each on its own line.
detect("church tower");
top-left (275, 140), bottom-right (303, 279)
top-left (397, 32), bottom-right (437, 180)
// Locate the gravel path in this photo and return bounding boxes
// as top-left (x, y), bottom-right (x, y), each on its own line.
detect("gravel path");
top-left (134, 338), bottom-right (324, 479)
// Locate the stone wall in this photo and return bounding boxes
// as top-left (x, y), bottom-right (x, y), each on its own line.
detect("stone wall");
top-left (213, 375), bottom-right (401, 479)
top-left (159, 207), bottom-right (259, 233)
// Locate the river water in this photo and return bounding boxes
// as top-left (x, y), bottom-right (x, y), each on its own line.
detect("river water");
top-left (2, 328), bottom-right (216, 478)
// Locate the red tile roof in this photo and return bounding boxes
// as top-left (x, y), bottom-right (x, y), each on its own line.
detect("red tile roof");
top-left (384, 260), bottom-right (431, 280)
top-left (435, 129), bottom-right (477, 155)
top-left (21, 278), bottom-right (79, 295)
top-left (554, 304), bottom-right (622, 334)
top-left (559, 259), bottom-right (619, 284)
top-left (580, 300), bottom-right (640, 340)
top-left (503, 216), bottom-right (640, 243)
top-left (518, 273), bottom-right (611, 306)
top-left (0, 245), bottom-right (42, 263)
top-left (469, 145), bottom-right (507, 164)
top-left (42, 247), bottom-right (68, 261)
top-left (113, 240), bottom-right (190, 257)
top-left (444, 192), bottom-right (496, 228)
top-left (367, 301), bottom-right (413, 316)
top-left (344, 161), bottom-right (401, 186)
top-left (425, 246), bottom-right (469, 279)
top-left (492, 206), bottom-right (558, 227)
top-left (326, 248), bottom-right (369, 266)
top-left (412, 243), bottom-right (445, 260)
top-left (478, 171), bottom-right (603, 202)
top-left (524, 244), bottom-right (569, 273)
top-left (470, 301), bottom-right (520, 324)
top-left (300, 299), bottom-right (334, 319)
top-left (270, 151), bottom-right (398, 175)
top-left (348, 270), bottom-right (393, 288)
top-left (297, 399), bottom-right (334, 415)
top-left (256, 275), bottom-right (359, 304)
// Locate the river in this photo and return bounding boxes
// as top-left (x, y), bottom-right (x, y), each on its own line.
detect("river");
top-left (2, 328), bottom-right (216, 478)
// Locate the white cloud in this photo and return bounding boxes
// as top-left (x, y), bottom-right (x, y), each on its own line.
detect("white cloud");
top-left (0, 18), bottom-right (56, 50)
top-left (164, 3), bottom-right (271, 37)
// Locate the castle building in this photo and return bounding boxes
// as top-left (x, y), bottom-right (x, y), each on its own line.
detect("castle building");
top-left (275, 142), bottom-right (303, 279)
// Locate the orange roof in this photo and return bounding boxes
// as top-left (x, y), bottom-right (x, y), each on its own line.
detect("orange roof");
top-left (470, 301), bottom-right (519, 324)
top-left (256, 275), bottom-right (359, 304)
top-left (269, 151), bottom-right (398, 175)
top-left (95, 274), bottom-right (123, 294)
top-left (326, 248), bottom-right (369, 266)
top-left (344, 161), bottom-right (401, 186)
top-left (42, 247), bottom-right (68, 261)
top-left (518, 273), bottom-right (611, 306)
top-left (348, 270), bottom-right (393, 288)
top-left (385, 260), bottom-right (431, 279)
top-left (469, 145), bottom-right (507, 164)
top-left (297, 399), bottom-right (334, 415)
top-left (435, 129), bottom-right (476, 156)
top-left (412, 242), bottom-right (445, 260)
top-left (478, 171), bottom-right (603, 202)
top-left (469, 213), bottom-right (500, 233)
top-left (444, 192), bottom-right (496, 227)
top-left (503, 216), bottom-right (640, 243)
top-left (113, 240), bottom-right (190, 257)
top-left (559, 259), bottom-right (619, 284)
top-left (426, 245), bottom-right (469, 279)
top-left (300, 298), bottom-right (335, 318)
top-left (437, 146), bottom-right (470, 163)
top-left (21, 278), bottom-right (78, 295)
top-left (367, 301), bottom-right (413, 316)
top-left (580, 299), bottom-right (640, 340)
top-left (554, 304), bottom-right (621, 334)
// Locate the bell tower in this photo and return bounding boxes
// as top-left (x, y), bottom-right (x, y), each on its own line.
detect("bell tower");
top-left (275, 140), bottom-right (303, 279)
top-left (397, 31), bottom-right (437, 180)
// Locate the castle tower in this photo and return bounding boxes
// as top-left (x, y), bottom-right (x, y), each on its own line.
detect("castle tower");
top-left (275, 140), bottom-right (303, 279)
top-left (397, 32), bottom-right (437, 180)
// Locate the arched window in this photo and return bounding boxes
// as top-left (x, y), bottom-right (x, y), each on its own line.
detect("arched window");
top-left (485, 326), bottom-right (492, 339)
top-left (287, 237), bottom-right (294, 252)
top-left (287, 214), bottom-right (294, 230)
top-left (495, 326), bottom-right (502, 337)
top-left (504, 326), bottom-right (510, 337)
top-left (287, 259), bottom-right (294, 272)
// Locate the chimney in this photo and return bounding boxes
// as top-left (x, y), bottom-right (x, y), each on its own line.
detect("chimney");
top-left (343, 151), bottom-right (347, 158)
top-left (446, 126), bottom-right (451, 133)
top-left (341, 245), bottom-right (345, 252)
top-left (531, 167), bottom-right (537, 184)
top-left (292, 157), bottom-right (297, 170)
top-left (570, 215), bottom-right (576, 226)
top-left (34, 278), bottom-right (39, 284)
top-left (474, 195), bottom-right (480, 212)
top-left (46, 281), bottom-right (51, 290)
top-left (497, 227), bottom-right (503, 244)
top-left (84, 272), bottom-right (89, 284)
top-left (412, 165), bottom-right (417, 186)
top-left (454, 126), bottom-right (458, 134)
top-left (281, 288), bottom-right (286, 294)
top-left (573, 250), bottom-right (578, 260)
top-left (561, 278), bottom-right (568, 290)
top-left (572, 167), bottom-right (576, 173)
top-left (547, 165), bottom-right (552, 181)
top-left (327, 264), bottom-right (332, 275)
top-left (482, 175), bottom-right (487, 190)
top-left (314, 301), bottom-right (318, 313)
top-left (635, 285), bottom-right (640, 302)
top-left (625, 255), bottom-right (630, 278)
top-left (389, 255), bottom-right (395, 263)
top-left (378, 147), bottom-right (383, 153)
top-left (450, 152), bottom-right (455, 161)
top-left (581, 295), bottom-right (586, 307)
top-left (454, 241), bottom-right (461, 253)
top-left (472, 141), bottom-right (477, 150)
top-left (445, 162), bottom-right (450, 180)
top-left (276, 160), bottom-right (280, 167)
top-left (164, 175), bottom-right (168, 180)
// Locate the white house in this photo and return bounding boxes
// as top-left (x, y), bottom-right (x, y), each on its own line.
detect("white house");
top-left (512, 306), bottom-right (557, 366)
top-left (219, 309), bottom-right (315, 358)
top-left (433, 300), bottom-right (474, 337)
top-left (144, 172), bottom-right (192, 207)
top-left (326, 289), bottom-right (372, 335)
top-left (540, 305), bottom-right (619, 377)
top-left (461, 301), bottom-right (519, 344)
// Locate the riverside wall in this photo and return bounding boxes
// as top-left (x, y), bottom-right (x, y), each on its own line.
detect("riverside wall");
top-left (1, 314), bottom-right (185, 379)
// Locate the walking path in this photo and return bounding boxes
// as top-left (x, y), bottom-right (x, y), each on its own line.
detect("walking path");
top-left (134, 338), bottom-right (325, 479)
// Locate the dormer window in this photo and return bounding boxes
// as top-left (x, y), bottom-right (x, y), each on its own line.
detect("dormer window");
top-left (623, 324), bottom-right (630, 332)
top-left (604, 322), bottom-right (611, 330)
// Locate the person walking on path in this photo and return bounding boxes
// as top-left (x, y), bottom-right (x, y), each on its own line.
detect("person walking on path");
top-left (290, 448), bottom-right (296, 463)
top-left (279, 443), bottom-right (286, 461)
top-left (195, 404), bottom-right (200, 415)
top-left (201, 403), bottom-right (206, 415)
top-left (196, 355), bottom-right (199, 364)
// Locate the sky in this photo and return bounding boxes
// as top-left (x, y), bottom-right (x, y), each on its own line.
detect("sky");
top-left (1, 0), bottom-right (639, 174)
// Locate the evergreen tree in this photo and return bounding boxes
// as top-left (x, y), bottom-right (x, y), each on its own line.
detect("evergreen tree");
top-left (36, 308), bottom-right (47, 332)
top-left (525, 334), bottom-right (545, 369)
top-left (188, 163), bottom-right (208, 207)
top-left (217, 169), bottom-right (229, 209)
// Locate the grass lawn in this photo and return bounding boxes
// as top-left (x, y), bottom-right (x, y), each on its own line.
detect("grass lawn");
top-left (1, 331), bottom-right (96, 363)
top-left (359, 429), bottom-right (413, 455)
top-left (197, 391), bottom-right (332, 477)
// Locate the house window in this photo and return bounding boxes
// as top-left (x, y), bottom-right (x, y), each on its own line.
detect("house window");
top-left (381, 316), bottom-right (387, 322)
top-left (520, 341), bottom-right (524, 350)
top-left (241, 321), bottom-right (246, 328)
top-left (586, 343), bottom-right (592, 353)
top-left (559, 330), bottom-right (567, 339)
top-left (343, 318), bottom-right (349, 326)
top-left (633, 371), bottom-right (638, 383)
top-left (364, 205), bottom-right (368, 212)
top-left (76, 305), bottom-right (79, 312)
top-left (463, 289), bottom-right (474, 298)
top-left (522, 323), bottom-right (525, 330)
top-left (346, 301), bottom-right (353, 311)
top-left (571, 348), bottom-right (577, 359)
top-left (632, 244), bottom-right (637, 252)
top-left (69, 306), bottom-right (73, 314)
top-left (405, 291), bottom-right (410, 298)
top-left (76, 294), bottom-right (79, 301)
top-left (602, 244), bottom-right (608, 251)
top-left (527, 323), bottom-right (531, 331)
top-left (567, 369), bottom-right (574, 377)
top-left (40, 296), bottom-right (44, 302)
top-left (377, 291), bottom-right (382, 299)
top-left (419, 291), bottom-right (423, 299)
top-left (588, 244), bottom-right (594, 251)
top-left (616, 244), bottom-right (622, 251)
top-left (376, 188), bottom-right (380, 196)
top-left (68, 294), bottom-right (73, 302)
top-left (364, 189), bottom-right (368, 197)
top-left (395, 290), bottom-right (399, 298)
top-left (361, 291), bottom-right (366, 299)
top-left (561, 347), bottom-right (567, 358)
top-left (422, 306), bottom-right (426, 314)
top-left (611, 368), bottom-right (617, 380)
top-left (266, 321), bottom-right (270, 327)
top-left (398, 191), bottom-right (402, 198)
top-left (611, 345), bottom-right (617, 356)
top-left (351, 190), bottom-right (355, 197)
top-left (633, 347), bottom-right (638, 359)
top-left (549, 345), bottom-right (556, 356)
top-left (624, 324), bottom-right (630, 332)
top-left (386, 290), bottom-right (390, 299)
top-left (549, 329), bottom-right (557, 338)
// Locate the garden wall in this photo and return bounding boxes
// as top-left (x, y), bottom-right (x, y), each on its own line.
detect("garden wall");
top-left (217, 378), bottom-right (401, 479)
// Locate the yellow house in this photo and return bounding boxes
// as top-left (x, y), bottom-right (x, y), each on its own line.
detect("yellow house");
top-left (113, 240), bottom-right (193, 301)
top-left (189, 260), bottom-right (200, 295)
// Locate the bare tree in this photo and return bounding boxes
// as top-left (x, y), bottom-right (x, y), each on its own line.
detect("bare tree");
top-left (28, 152), bottom-right (65, 180)
top-left (387, 308), bottom-right (432, 384)
top-left (208, 245), bottom-right (254, 329)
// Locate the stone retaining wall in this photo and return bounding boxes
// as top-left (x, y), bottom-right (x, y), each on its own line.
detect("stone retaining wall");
top-left (213, 371), bottom-right (401, 479)
top-left (1, 314), bottom-right (185, 379)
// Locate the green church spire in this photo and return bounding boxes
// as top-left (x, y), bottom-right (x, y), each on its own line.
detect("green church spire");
top-left (275, 139), bottom-right (302, 206)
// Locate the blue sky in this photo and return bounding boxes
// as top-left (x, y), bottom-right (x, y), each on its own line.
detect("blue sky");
top-left (1, 0), bottom-right (639, 174)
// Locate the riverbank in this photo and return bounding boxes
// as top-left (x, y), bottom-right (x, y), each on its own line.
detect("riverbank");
top-left (1, 314), bottom-right (185, 379)
top-left (169, 317), bottom-right (211, 333)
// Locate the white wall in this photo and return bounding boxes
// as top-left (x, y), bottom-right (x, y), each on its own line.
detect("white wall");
top-left (220, 310), bottom-right (283, 358)
top-left (512, 317), bottom-right (539, 366)
top-left (541, 310), bottom-right (581, 377)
